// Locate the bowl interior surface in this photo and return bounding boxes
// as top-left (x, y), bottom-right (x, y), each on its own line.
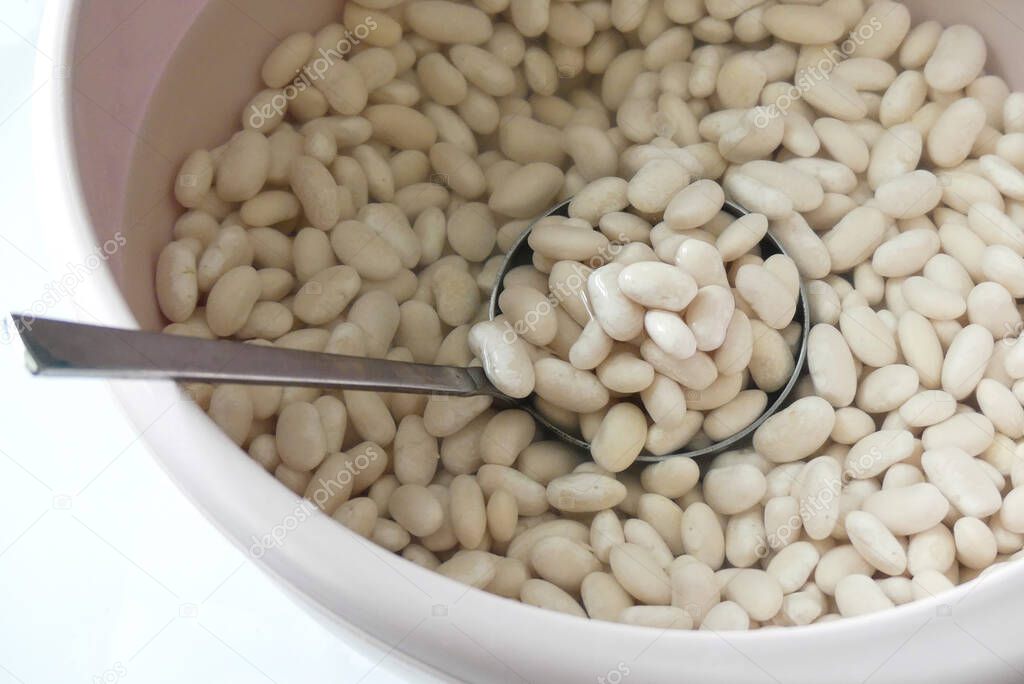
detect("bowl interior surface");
top-left (70, 0), bottom-right (341, 330)
top-left (56, 0), bottom-right (1024, 681)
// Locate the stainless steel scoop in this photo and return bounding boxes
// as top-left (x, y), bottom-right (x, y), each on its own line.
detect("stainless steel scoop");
top-left (13, 198), bottom-right (808, 462)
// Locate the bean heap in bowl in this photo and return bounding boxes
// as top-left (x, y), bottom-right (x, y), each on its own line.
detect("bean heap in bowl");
top-left (156, 0), bottom-right (1024, 629)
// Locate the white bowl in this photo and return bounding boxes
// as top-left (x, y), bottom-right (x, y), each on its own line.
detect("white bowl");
top-left (33, 1), bottom-right (1024, 681)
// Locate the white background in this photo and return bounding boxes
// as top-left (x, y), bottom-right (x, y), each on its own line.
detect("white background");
top-left (0, 3), bottom-right (425, 682)
top-left (9, 2), bottom-right (1024, 683)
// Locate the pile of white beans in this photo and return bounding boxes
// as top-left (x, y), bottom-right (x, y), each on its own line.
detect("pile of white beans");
top-left (155, 0), bottom-right (1024, 629)
top-left (470, 175), bottom-right (802, 472)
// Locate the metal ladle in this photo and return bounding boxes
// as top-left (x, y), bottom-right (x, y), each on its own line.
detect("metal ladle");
top-left (13, 198), bottom-right (808, 462)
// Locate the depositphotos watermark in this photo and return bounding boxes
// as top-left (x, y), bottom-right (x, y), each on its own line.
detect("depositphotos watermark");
top-left (597, 662), bottom-right (630, 684)
top-left (499, 233), bottom-right (629, 344)
top-left (248, 445), bottom-right (382, 557)
top-left (4, 232), bottom-right (127, 344)
top-left (753, 16), bottom-right (883, 129)
top-left (754, 445), bottom-right (891, 558)
top-left (248, 17), bottom-right (379, 129)
top-left (91, 662), bottom-right (127, 684)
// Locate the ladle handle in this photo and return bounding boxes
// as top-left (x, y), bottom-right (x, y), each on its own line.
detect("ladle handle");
top-left (12, 315), bottom-right (496, 397)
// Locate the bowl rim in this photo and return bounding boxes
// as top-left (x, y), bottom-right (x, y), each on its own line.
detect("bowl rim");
top-left (31, 1), bottom-right (1024, 680)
